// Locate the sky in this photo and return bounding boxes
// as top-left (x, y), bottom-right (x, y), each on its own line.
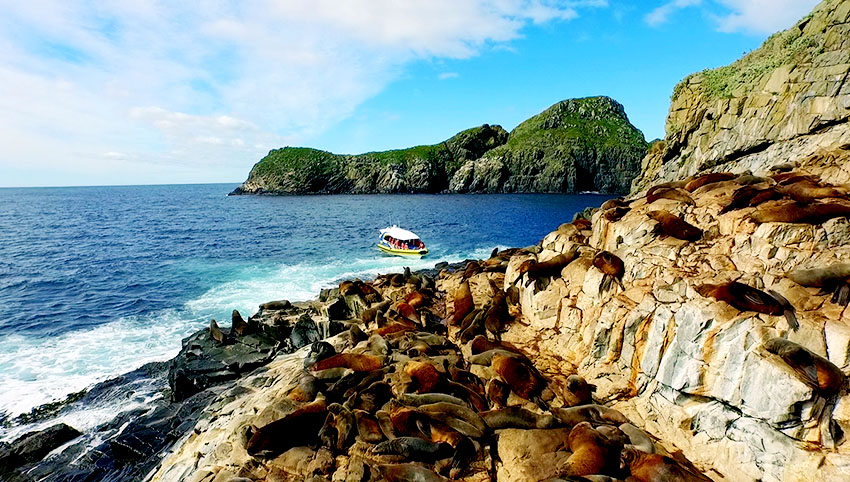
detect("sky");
top-left (0, 0), bottom-right (822, 187)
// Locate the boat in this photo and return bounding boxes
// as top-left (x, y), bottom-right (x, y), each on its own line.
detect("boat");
top-left (377, 225), bottom-right (429, 256)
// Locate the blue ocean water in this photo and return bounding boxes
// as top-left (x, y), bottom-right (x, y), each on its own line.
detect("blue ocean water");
top-left (0, 184), bottom-right (608, 426)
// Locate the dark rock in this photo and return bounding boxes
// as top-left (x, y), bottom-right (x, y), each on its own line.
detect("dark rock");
top-left (290, 314), bottom-right (321, 350)
top-left (325, 297), bottom-right (350, 321)
top-left (0, 423), bottom-right (81, 473)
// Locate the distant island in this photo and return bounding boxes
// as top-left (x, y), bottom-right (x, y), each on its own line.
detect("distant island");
top-left (230, 96), bottom-right (649, 196)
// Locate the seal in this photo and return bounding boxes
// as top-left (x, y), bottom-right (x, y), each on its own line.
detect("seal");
top-left (209, 318), bottom-right (226, 344)
top-left (362, 300), bottom-right (391, 324)
top-left (484, 281), bottom-right (508, 339)
top-left (556, 422), bottom-right (609, 477)
top-left (463, 261), bottom-right (482, 279)
top-left (310, 353), bottom-right (385, 372)
top-left (417, 402), bottom-right (487, 433)
top-left (231, 309), bottom-right (252, 336)
top-left (562, 374), bottom-right (596, 407)
top-left (304, 340), bottom-right (336, 368)
top-left (684, 172), bottom-right (735, 192)
top-left (289, 373), bottom-right (323, 402)
top-left (515, 249), bottom-right (578, 282)
top-left (486, 378), bottom-right (510, 408)
top-left (378, 463), bottom-right (449, 482)
top-left (572, 218), bottom-right (593, 230)
top-left (788, 263), bottom-right (850, 306)
top-left (397, 302), bottom-right (421, 325)
top-left (551, 404), bottom-right (629, 426)
top-left (246, 397), bottom-right (328, 457)
top-left (354, 409), bottom-right (385, 443)
top-left (404, 360), bottom-right (443, 394)
top-left (373, 437), bottom-right (453, 461)
top-left (646, 187), bottom-right (695, 206)
top-left (778, 178), bottom-right (847, 203)
top-left (470, 335), bottom-right (523, 355)
top-left (491, 353), bottom-right (547, 403)
top-left (480, 406), bottom-right (560, 429)
top-left (450, 280), bottom-right (474, 326)
top-left (646, 210), bottom-right (702, 241)
top-left (620, 446), bottom-right (713, 482)
top-left (457, 308), bottom-right (486, 344)
top-left (339, 280), bottom-right (360, 297)
top-left (399, 393), bottom-right (467, 407)
top-left (720, 185), bottom-right (781, 214)
top-left (449, 436), bottom-right (477, 479)
top-left (404, 291), bottom-right (428, 309)
top-left (694, 281), bottom-right (798, 330)
top-left (592, 251), bottom-right (625, 292)
top-left (348, 381), bottom-right (393, 412)
top-left (602, 206), bottom-right (630, 222)
top-left (762, 338), bottom-right (846, 396)
top-left (601, 198), bottom-right (630, 210)
top-left (469, 348), bottom-right (519, 366)
top-left (619, 422), bottom-right (656, 454)
top-left (750, 200), bottom-right (850, 224)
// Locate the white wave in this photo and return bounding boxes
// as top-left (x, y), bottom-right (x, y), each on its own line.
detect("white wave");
top-left (0, 246), bottom-right (496, 427)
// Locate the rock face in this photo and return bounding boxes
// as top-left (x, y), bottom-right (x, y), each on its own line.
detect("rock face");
top-left (451, 97), bottom-right (648, 194)
top-left (632, 0), bottom-right (850, 194)
top-left (232, 96), bottom-right (648, 195)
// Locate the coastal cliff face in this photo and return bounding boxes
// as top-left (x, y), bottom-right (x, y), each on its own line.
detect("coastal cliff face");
top-left (232, 96), bottom-right (647, 195)
top-left (631, 0), bottom-right (850, 194)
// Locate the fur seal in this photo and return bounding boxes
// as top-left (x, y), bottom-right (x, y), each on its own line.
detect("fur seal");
top-left (374, 437), bottom-right (452, 461)
top-left (551, 404), bottom-right (629, 426)
top-left (417, 402), bottom-right (486, 433)
top-left (695, 281), bottom-right (798, 330)
top-left (646, 210), bottom-right (701, 241)
top-left (684, 172), bottom-right (735, 192)
top-left (304, 340), bottom-right (336, 368)
top-left (348, 381), bottom-right (392, 412)
top-left (246, 397), bottom-right (328, 456)
top-left (289, 373), bottom-right (323, 402)
top-left (646, 187), bottom-right (695, 206)
top-left (750, 200), bottom-right (850, 224)
top-left (619, 423), bottom-right (656, 454)
top-left (354, 409), bottom-right (384, 443)
top-left (486, 378), bottom-right (510, 408)
top-left (470, 335), bottom-right (523, 355)
top-left (603, 206), bottom-right (630, 222)
top-left (762, 338), bottom-right (846, 396)
top-left (515, 249), bottom-right (578, 282)
top-left (209, 319), bottom-right (226, 343)
top-left (480, 406), bottom-right (560, 429)
top-left (404, 291), bottom-right (428, 309)
top-left (397, 302), bottom-right (421, 325)
top-left (378, 463), bottom-right (449, 482)
top-left (231, 310), bottom-right (251, 336)
top-left (484, 281), bottom-right (508, 339)
top-left (620, 446), bottom-right (712, 482)
top-left (601, 198), bottom-right (630, 210)
top-left (593, 251), bottom-right (625, 292)
top-left (449, 437), bottom-right (477, 479)
top-left (450, 280), bottom-right (473, 326)
top-left (463, 261), bottom-right (482, 279)
top-left (259, 299), bottom-right (291, 310)
top-left (404, 361), bottom-right (443, 393)
top-left (720, 185), bottom-right (781, 214)
top-left (469, 348), bottom-right (519, 366)
top-left (788, 263), bottom-right (850, 306)
top-left (556, 422), bottom-right (609, 477)
top-left (399, 393), bottom-right (467, 407)
top-left (491, 353), bottom-right (547, 403)
top-left (362, 300), bottom-right (390, 324)
top-left (778, 179), bottom-right (847, 203)
top-left (457, 308), bottom-right (486, 344)
top-left (573, 218), bottom-right (593, 230)
top-left (562, 375), bottom-right (596, 407)
top-left (310, 353), bottom-right (385, 372)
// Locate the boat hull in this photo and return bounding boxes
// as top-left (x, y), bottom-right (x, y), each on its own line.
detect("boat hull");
top-left (377, 244), bottom-right (428, 256)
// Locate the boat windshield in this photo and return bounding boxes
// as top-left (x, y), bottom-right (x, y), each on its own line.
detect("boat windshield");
top-left (383, 235), bottom-right (426, 250)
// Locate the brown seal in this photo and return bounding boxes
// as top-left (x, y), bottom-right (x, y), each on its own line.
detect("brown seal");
top-left (289, 373), bottom-right (322, 402)
top-left (762, 338), bottom-right (846, 396)
top-left (470, 335), bottom-right (523, 356)
top-left (484, 281), bottom-right (508, 339)
top-left (779, 178), bottom-right (846, 203)
top-left (788, 263), bottom-right (850, 306)
top-left (491, 353), bottom-right (547, 402)
top-left (695, 281), bottom-right (798, 330)
top-left (562, 375), bottom-right (596, 407)
top-left (310, 353), bottom-right (385, 372)
top-left (354, 409), bottom-right (384, 443)
top-left (397, 302), bottom-right (421, 324)
top-left (601, 198), bottom-right (630, 210)
top-left (515, 249), bottom-right (578, 282)
top-left (603, 206), bottom-right (630, 222)
top-left (551, 404), bottom-right (629, 426)
top-left (620, 446), bottom-right (712, 482)
top-left (246, 397), bottom-right (328, 456)
top-left (593, 251), bottom-right (625, 292)
top-left (556, 422), bottom-right (609, 477)
top-left (362, 300), bottom-right (390, 324)
top-left (646, 210), bottom-right (702, 241)
top-left (573, 218), bottom-right (593, 230)
top-left (480, 406), bottom-right (560, 429)
top-left (450, 280), bottom-right (473, 326)
top-left (720, 185), bottom-right (781, 214)
top-left (646, 187), bottom-right (695, 206)
top-left (231, 309), bottom-right (251, 336)
top-left (209, 319), bottom-right (226, 343)
top-left (339, 280), bottom-right (360, 296)
top-left (486, 378), bottom-right (510, 408)
top-left (373, 437), bottom-right (452, 461)
top-left (684, 172), bottom-right (735, 192)
top-left (404, 360), bottom-right (443, 394)
top-left (404, 291), bottom-right (428, 308)
top-left (750, 200), bottom-right (850, 224)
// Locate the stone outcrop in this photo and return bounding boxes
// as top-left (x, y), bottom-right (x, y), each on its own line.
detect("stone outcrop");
top-left (632, 0), bottom-right (850, 194)
top-left (232, 97), bottom-right (648, 196)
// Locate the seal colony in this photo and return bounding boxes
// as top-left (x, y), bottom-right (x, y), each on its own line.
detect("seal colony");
top-left (148, 157), bottom-right (850, 482)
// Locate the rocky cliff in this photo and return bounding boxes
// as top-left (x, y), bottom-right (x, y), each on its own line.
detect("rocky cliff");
top-left (232, 96), bottom-right (647, 195)
top-left (632, 0), bottom-right (850, 194)
top-left (450, 97), bottom-right (648, 194)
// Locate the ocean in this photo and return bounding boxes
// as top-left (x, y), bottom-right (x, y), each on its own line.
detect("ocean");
top-left (0, 183), bottom-right (609, 438)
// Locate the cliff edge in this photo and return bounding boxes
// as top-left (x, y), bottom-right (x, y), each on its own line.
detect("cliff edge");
top-left (632, 0), bottom-right (850, 194)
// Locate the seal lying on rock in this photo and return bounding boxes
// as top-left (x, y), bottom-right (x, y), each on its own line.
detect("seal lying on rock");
top-left (695, 281), bottom-right (798, 330)
top-left (551, 404), bottom-right (629, 426)
top-left (646, 187), bottom-right (695, 206)
top-left (646, 211), bottom-right (702, 241)
top-left (750, 200), bottom-right (850, 224)
top-left (515, 249), bottom-right (578, 283)
top-left (620, 446), bottom-right (713, 482)
top-left (378, 463), bottom-right (449, 482)
top-left (684, 172), bottom-right (735, 192)
top-left (246, 397), bottom-right (328, 457)
top-left (481, 406), bottom-right (560, 429)
top-left (557, 422), bottom-right (611, 477)
top-left (373, 437), bottom-right (453, 461)
top-left (593, 251), bottom-right (625, 292)
top-left (762, 338), bottom-right (846, 396)
top-left (450, 280), bottom-right (473, 326)
top-left (788, 263), bottom-right (850, 306)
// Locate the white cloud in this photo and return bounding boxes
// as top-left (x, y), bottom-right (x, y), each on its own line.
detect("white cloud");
top-left (0, 0), bottom-right (605, 186)
top-left (645, 0), bottom-right (702, 27)
top-left (713, 0), bottom-right (821, 34)
top-left (439, 72), bottom-right (459, 80)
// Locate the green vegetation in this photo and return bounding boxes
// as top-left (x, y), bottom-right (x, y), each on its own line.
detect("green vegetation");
top-left (672, 14), bottom-right (824, 101)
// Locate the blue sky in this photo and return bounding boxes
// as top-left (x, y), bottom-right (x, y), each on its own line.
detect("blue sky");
top-left (0, 0), bottom-right (821, 187)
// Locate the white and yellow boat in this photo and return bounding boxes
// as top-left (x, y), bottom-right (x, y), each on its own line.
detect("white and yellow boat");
top-left (377, 226), bottom-right (428, 256)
